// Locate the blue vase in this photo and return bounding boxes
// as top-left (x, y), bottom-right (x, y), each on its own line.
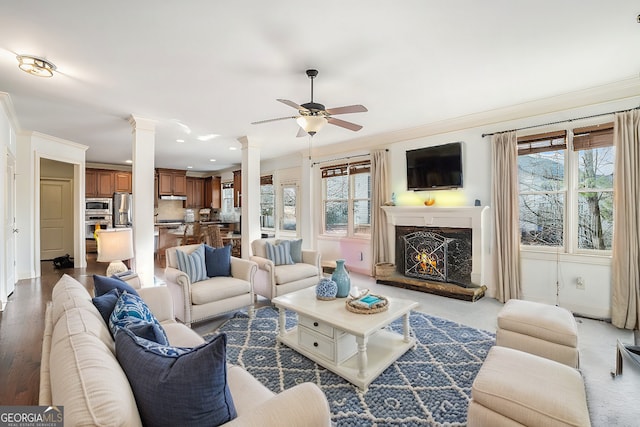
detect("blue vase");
top-left (332, 259), bottom-right (351, 298)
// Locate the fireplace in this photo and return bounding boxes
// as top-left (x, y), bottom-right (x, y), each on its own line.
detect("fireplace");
top-left (397, 226), bottom-right (472, 287)
top-left (379, 206), bottom-right (488, 301)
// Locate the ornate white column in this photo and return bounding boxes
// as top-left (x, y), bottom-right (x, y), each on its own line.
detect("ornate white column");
top-left (129, 115), bottom-right (157, 286)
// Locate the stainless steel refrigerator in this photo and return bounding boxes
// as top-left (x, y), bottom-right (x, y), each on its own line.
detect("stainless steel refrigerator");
top-left (113, 192), bottom-right (133, 228)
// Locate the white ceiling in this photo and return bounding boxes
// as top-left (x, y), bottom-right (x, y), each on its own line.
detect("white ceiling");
top-left (1, 1), bottom-right (639, 172)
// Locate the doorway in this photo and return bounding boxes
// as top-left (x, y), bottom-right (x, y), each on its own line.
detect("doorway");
top-left (40, 158), bottom-right (75, 261)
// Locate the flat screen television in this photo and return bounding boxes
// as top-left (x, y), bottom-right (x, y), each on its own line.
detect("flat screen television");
top-left (406, 142), bottom-right (463, 191)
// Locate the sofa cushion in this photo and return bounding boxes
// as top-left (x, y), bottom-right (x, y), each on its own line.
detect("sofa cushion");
top-left (288, 239), bottom-right (303, 263)
top-left (190, 277), bottom-right (252, 305)
top-left (109, 291), bottom-right (169, 345)
top-left (50, 307), bottom-right (142, 426)
top-left (116, 329), bottom-right (237, 427)
top-left (266, 240), bottom-right (294, 265)
top-left (92, 288), bottom-right (121, 327)
top-left (176, 244), bottom-right (207, 282)
top-left (204, 244), bottom-right (231, 277)
top-left (274, 263), bottom-right (319, 285)
top-left (94, 274), bottom-right (139, 297)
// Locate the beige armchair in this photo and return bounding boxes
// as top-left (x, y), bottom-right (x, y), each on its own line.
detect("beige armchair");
top-left (164, 244), bottom-right (257, 327)
top-left (250, 238), bottom-right (321, 300)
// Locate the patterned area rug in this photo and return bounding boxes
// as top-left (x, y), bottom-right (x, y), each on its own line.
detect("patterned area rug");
top-left (208, 306), bottom-right (495, 426)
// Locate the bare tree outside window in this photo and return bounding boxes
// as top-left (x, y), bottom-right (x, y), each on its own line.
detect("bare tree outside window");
top-left (577, 147), bottom-right (614, 250)
top-left (281, 184), bottom-right (297, 231)
top-left (260, 183), bottom-right (274, 229)
top-left (518, 151), bottom-right (565, 247)
top-left (324, 175), bottom-right (348, 234)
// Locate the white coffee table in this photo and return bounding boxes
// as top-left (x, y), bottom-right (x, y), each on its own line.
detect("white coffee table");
top-left (272, 286), bottom-right (418, 391)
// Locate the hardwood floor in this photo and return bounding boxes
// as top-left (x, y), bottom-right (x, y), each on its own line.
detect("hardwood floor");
top-left (0, 255), bottom-right (158, 406)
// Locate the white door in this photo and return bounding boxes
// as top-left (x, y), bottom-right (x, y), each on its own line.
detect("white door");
top-left (40, 179), bottom-right (73, 260)
top-left (4, 154), bottom-right (16, 300)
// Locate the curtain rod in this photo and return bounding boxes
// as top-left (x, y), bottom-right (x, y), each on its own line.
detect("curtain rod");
top-left (310, 148), bottom-right (388, 168)
top-left (481, 105), bottom-right (640, 138)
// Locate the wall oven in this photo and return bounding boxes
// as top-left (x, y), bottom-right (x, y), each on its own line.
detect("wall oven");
top-left (85, 214), bottom-right (112, 239)
top-left (86, 197), bottom-right (112, 215)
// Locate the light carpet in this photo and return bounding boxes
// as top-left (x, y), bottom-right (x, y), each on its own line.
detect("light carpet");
top-left (207, 306), bottom-right (495, 426)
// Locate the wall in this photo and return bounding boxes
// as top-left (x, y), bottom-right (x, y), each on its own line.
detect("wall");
top-left (308, 86), bottom-right (640, 319)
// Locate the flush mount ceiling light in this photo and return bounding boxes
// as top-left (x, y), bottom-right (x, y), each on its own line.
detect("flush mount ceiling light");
top-left (16, 55), bottom-right (56, 77)
top-left (296, 115), bottom-right (327, 136)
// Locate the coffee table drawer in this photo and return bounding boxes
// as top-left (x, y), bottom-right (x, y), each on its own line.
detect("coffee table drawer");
top-left (299, 315), bottom-right (334, 338)
top-left (299, 328), bottom-right (335, 361)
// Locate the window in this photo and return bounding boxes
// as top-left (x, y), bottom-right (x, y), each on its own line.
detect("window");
top-left (281, 183), bottom-right (297, 232)
top-left (260, 175), bottom-right (274, 229)
top-left (517, 124), bottom-right (614, 253)
top-left (322, 161), bottom-right (371, 237)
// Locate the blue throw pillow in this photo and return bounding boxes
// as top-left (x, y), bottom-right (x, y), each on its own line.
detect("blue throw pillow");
top-left (204, 244), bottom-right (231, 277)
top-left (115, 329), bottom-right (237, 427)
top-left (265, 240), bottom-right (293, 266)
top-left (175, 244), bottom-right (207, 283)
top-left (109, 291), bottom-right (169, 346)
top-left (92, 288), bottom-right (121, 328)
top-left (289, 239), bottom-right (303, 263)
top-left (94, 274), bottom-right (139, 297)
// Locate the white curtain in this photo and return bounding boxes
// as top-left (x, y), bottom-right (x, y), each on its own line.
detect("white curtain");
top-left (371, 149), bottom-right (390, 266)
top-left (611, 109), bottom-right (640, 330)
top-left (491, 132), bottom-right (521, 302)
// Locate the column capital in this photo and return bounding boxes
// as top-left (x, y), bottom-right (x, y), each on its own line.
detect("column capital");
top-left (237, 135), bottom-right (260, 149)
top-left (128, 115), bottom-right (157, 132)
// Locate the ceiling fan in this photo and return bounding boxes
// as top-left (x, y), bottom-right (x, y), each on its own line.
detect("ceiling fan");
top-left (251, 69), bottom-right (368, 137)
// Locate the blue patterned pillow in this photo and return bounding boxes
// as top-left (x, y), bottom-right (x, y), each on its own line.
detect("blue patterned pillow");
top-left (109, 291), bottom-right (169, 345)
top-left (265, 240), bottom-right (293, 266)
top-left (115, 329), bottom-right (237, 427)
top-left (175, 244), bottom-right (207, 283)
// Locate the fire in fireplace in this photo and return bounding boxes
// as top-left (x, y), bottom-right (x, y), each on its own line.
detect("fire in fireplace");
top-left (396, 226), bottom-right (472, 287)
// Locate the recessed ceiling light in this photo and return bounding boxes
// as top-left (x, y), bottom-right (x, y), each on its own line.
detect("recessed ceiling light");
top-left (229, 147), bottom-right (237, 151)
top-left (198, 134), bottom-right (219, 141)
top-left (125, 159), bottom-right (133, 164)
top-left (209, 159), bottom-right (216, 162)
top-left (16, 55), bottom-right (56, 77)
top-left (176, 139), bottom-right (185, 143)
top-left (187, 166), bottom-right (193, 169)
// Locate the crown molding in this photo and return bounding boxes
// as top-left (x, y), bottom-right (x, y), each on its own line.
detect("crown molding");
top-left (0, 92), bottom-right (22, 132)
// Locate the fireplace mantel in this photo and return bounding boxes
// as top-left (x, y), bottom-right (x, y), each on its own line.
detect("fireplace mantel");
top-left (381, 206), bottom-right (489, 286)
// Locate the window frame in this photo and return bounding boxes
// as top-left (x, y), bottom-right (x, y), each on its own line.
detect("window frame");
top-left (279, 180), bottom-right (299, 235)
top-left (518, 124), bottom-right (614, 257)
top-left (321, 160), bottom-right (371, 239)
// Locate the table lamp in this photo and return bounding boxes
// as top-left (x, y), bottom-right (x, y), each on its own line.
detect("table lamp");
top-left (97, 228), bottom-right (134, 276)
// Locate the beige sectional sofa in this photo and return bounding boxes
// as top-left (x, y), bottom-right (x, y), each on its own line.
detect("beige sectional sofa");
top-left (39, 274), bottom-right (332, 427)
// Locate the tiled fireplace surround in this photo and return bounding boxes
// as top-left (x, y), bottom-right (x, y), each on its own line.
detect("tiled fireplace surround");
top-left (381, 206), bottom-right (489, 288)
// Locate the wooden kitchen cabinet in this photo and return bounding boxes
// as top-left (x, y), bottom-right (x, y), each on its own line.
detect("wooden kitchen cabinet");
top-left (157, 169), bottom-right (187, 196)
top-left (86, 169), bottom-right (115, 197)
top-left (204, 176), bottom-right (221, 209)
top-left (233, 170), bottom-right (241, 207)
top-left (114, 171), bottom-right (132, 193)
top-left (185, 177), bottom-right (205, 208)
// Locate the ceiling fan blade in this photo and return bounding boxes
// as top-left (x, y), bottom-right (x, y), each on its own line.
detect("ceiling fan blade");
top-left (296, 127), bottom-right (308, 138)
top-left (327, 117), bottom-right (363, 132)
top-left (251, 116), bottom-right (298, 125)
top-left (277, 99), bottom-right (308, 112)
top-left (325, 104), bottom-right (368, 115)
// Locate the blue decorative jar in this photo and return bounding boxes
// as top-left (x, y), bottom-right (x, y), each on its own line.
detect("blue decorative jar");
top-left (332, 259), bottom-right (351, 298)
top-left (316, 277), bottom-right (338, 300)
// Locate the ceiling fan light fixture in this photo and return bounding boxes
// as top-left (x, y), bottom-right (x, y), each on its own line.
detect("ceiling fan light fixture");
top-left (296, 115), bottom-right (327, 136)
top-left (16, 55), bottom-right (56, 77)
